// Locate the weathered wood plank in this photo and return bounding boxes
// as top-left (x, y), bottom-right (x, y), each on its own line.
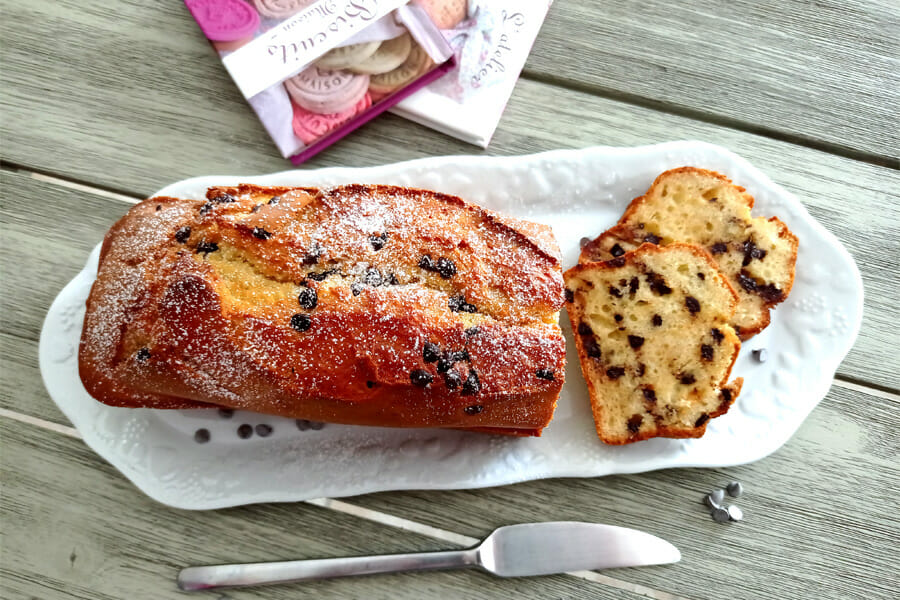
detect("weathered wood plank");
top-left (528, 0), bottom-right (900, 164)
top-left (348, 383), bottom-right (900, 600)
top-left (3, 144), bottom-right (898, 391)
top-left (0, 418), bottom-right (641, 600)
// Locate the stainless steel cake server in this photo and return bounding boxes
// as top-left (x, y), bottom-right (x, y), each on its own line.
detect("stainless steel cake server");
top-left (177, 521), bottom-right (680, 590)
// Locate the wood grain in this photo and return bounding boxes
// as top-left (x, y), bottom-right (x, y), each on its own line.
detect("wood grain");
top-left (529, 0), bottom-right (900, 164)
top-left (0, 419), bottom-right (638, 600)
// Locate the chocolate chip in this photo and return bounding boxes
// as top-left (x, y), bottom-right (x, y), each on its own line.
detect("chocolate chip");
top-left (608, 256), bottom-right (626, 267)
top-left (652, 314), bottom-right (663, 327)
top-left (578, 322), bottom-right (593, 336)
top-left (196, 241), bottom-right (219, 256)
top-left (306, 269), bottom-right (335, 282)
top-left (629, 277), bottom-right (639, 294)
top-left (627, 414), bottom-right (643, 433)
top-left (462, 370), bottom-right (481, 395)
top-left (218, 408), bottom-right (234, 418)
top-left (619, 278), bottom-right (627, 287)
top-left (742, 240), bottom-right (767, 266)
top-left (679, 373), bottom-right (696, 385)
top-left (614, 314), bottom-right (623, 322)
top-left (387, 273), bottom-right (400, 285)
top-left (642, 388), bottom-right (657, 403)
top-left (295, 419), bottom-right (310, 431)
top-left (711, 328), bottom-right (724, 344)
top-left (268, 196), bottom-right (280, 205)
top-left (194, 428), bottom-right (210, 443)
top-left (370, 233), bottom-right (388, 251)
top-left (297, 287), bottom-right (318, 310)
top-left (302, 242), bottom-right (321, 265)
top-left (350, 282), bottom-right (364, 296)
top-left (135, 347), bottom-right (150, 362)
top-left (610, 243), bottom-right (625, 257)
top-left (464, 404), bottom-right (483, 415)
top-left (410, 369), bottom-right (433, 387)
top-left (647, 272), bottom-right (672, 295)
top-left (435, 257), bottom-right (457, 279)
top-left (737, 270), bottom-right (758, 293)
top-left (444, 369), bottom-right (462, 390)
top-left (584, 338), bottom-right (602, 359)
top-left (199, 202), bottom-right (214, 215)
top-left (685, 296), bottom-right (701, 314)
top-left (364, 268), bottom-right (383, 287)
top-left (451, 350), bottom-right (470, 363)
top-left (448, 295), bottom-right (477, 313)
top-left (701, 344), bottom-right (714, 361)
top-left (418, 255), bottom-right (434, 270)
top-left (757, 283), bottom-right (784, 303)
top-left (237, 424), bottom-right (253, 439)
top-left (711, 242), bottom-right (728, 255)
top-left (565, 289), bottom-right (574, 303)
top-left (290, 313), bottom-right (311, 332)
top-left (695, 413), bottom-right (710, 427)
top-left (252, 227), bottom-right (272, 240)
top-left (643, 233), bottom-right (661, 245)
top-left (423, 342), bottom-right (440, 363)
top-left (211, 193), bottom-right (235, 204)
top-left (309, 421), bottom-right (324, 430)
top-left (175, 226), bottom-right (191, 243)
top-left (436, 356), bottom-right (452, 373)
top-left (697, 272), bottom-right (706, 280)
top-left (752, 348), bottom-right (768, 363)
top-left (366, 381), bottom-right (377, 389)
top-left (636, 363), bottom-right (646, 376)
top-left (251, 203), bottom-right (263, 213)
top-left (606, 366), bottom-right (625, 379)
top-left (156, 204), bottom-right (162, 211)
top-left (535, 369), bottom-right (555, 381)
top-left (609, 286), bottom-right (623, 298)
top-left (721, 388), bottom-right (733, 403)
top-left (255, 424), bottom-right (273, 437)
top-left (628, 335), bottom-right (645, 349)
top-left (464, 326), bottom-right (481, 336)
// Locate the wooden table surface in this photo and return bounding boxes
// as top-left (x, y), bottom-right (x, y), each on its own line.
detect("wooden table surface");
top-left (2, 1), bottom-right (898, 599)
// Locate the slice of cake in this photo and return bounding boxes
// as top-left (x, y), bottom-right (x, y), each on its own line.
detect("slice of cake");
top-left (565, 243), bottom-right (743, 444)
top-left (579, 167), bottom-right (798, 339)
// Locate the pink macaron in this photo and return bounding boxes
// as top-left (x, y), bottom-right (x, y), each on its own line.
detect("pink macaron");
top-left (185, 0), bottom-right (260, 42)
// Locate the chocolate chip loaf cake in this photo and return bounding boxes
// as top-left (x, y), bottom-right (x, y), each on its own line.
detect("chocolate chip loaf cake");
top-left (78, 184), bottom-right (566, 436)
top-left (580, 167), bottom-right (798, 339)
top-left (565, 243), bottom-right (743, 444)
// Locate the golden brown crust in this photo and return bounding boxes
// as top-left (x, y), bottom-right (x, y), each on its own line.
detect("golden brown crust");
top-left (79, 184), bottom-right (566, 435)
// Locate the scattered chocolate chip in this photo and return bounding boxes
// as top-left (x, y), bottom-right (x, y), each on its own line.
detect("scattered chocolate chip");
top-left (608, 286), bottom-right (623, 298)
top-left (387, 273), bottom-right (400, 285)
top-left (737, 270), bottom-right (758, 293)
top-left (306, 269), bottom-right (335, 282)
top-left (578, 322), bottom-right (593, 336)
top-left (435, 257), bottom-right (457, 279)
top-left (642, 388), bottom-right (657, 403)
top-left (711, 328), bottom-right (724, 344)
top-left (628, 335), bottom-right (645, 349)
top-left (350, 282), bottom-right (364, 296)
top-left (629, 277), bottom-right (639, 294)
top-left (295, 419), bottom-right (311, 431)
top-left (695, 413), bottom-right (710, 427)
top-left (136, 347), bottom-right (150, 362)
top-left (680, 373), bottom-right (697, 385)
top-left (636, 363), bottom-right (646, 376)
top-left (709, 196), bottom-right (718, 202)
top-left (251, 203), bottom-right (264, 213)
top-left (614, 314), bottom-right (623, 322)
top-left (237, 424), bottom-right (253, 439)
top-left (757, 283), bottom-right (785, 303)
top-left (444, 369), bottom-right (462, 390)
top-left (647, 272), bottom-right (672, 295)
top-left (252, 227), bottom-right (272, 240)
top-left (451, 350), bottom-right (470, 363)
top-left (464, 326), bottom-right (481, 337)
top-left (606, 366), bottom-right (625, 379)
top-left (627, 414), bottom-right (643, 433)
top-left (685, 296), bottom-right (701, 314)
top-left (436, 356), bottom-right (453, 373)
top-left (535, 369), bottom-right (555, 381)
top-left (643, 233), bottom-right (661, 245)
top-left (608, 256), bottom-right (626, 267)
top-left (218, 408), bottom-right (234, 418)
top-left (366, 381), bottom-right (377, 389)
top-left (302, 242), bottom-right (321, 265)
top-left (697, 272), bottom-right (706, 280)
top-left (268, 196), bottom-right (280, 205)
top-left (462, 370), bottom-right (481, 395)
top-left (742, 240), bottom-right (767, 266)
top-left (584, 338), bottom-right (602, 359)
top-left (610, 243), bottom-right (626, 257)
top-left (448, 295), bottom-right (477, 313)
top-left (410, 369), bottom-right (434, 387)
top-left (255, 424), bottom-right (273, 437)
top-left (370, 233), bottom-right (388, 251)
top-left (309, 421), bottom-right (324, 430)
top-left (194, 428), bottom-right (210, 443)
top-left (290, 313), bottom-right (311, 332)
top-left (652, 314), bottom-right (663, 327)
top-left (565, 289), bottom-right (575, 303)
top-left (418, 255), bottom-right (434, 270)
top-left (174, 226), bottom-right (191, 243)
top-left (721, 388), bottom-right (733, 404)
top-left (710, 242), bottom-right (728, 255)
top-left (155, 204), bottom-right (162, 211)
top-left (423, 342), bottom-right (440, 363)
top-left (464, 404), bottom-right (483, 415)
top-left (619, 279), bottom-right (628, 287)
top-left (364, 268), bottom-right (383, 287)
top-left (199, 202), bottom-right (214, 215)
top-left (752, 348), bottom-right (769, 363)
top-left (196, 241), bottom-right (219, 256)
top-left (701, 344), bottom-right (714, 361)
top-left (211, 193), bottom-right (235, 204)
top-left (297, 287), bottom-right (318, 310)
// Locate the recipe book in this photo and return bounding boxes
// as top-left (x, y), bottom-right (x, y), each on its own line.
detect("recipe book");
top-left (392, 0), bottom-right (553, 147)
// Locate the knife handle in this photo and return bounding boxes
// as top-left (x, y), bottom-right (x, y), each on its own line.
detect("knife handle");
top-left (177, 548), bottom-right (479, 591)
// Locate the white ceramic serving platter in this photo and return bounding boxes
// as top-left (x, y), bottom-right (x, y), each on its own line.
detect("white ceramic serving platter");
top-left (40, 141), bottom-right (863, 509)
